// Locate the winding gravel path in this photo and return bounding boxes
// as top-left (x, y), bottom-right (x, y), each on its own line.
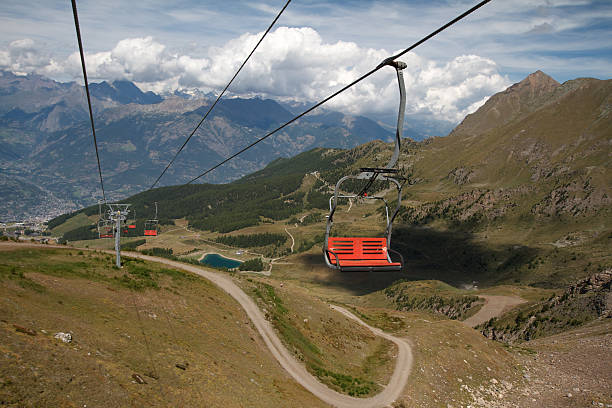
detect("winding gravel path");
top-left (284, 227), bottom-right (295, 253)
top-left (1, 243), bottom-right (413, 407)
top-left (463, 295), bottom-right (526, 327)
top-left (125, 251), bottom-right (413, 408)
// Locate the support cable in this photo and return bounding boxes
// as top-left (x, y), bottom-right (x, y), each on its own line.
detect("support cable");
top-left (187, 0), bottom-right (492, 184)
top-left (149, 0), bottom-right (292, 190)
top-left (71, 0), bottom-right (106, 202)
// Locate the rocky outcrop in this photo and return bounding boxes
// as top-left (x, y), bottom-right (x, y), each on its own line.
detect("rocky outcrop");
top-left (384, 282), bottom-right (481, 320)
top-left (531, 176), bottom-right (612, 217)
top-left (480, 270), bottom-right (611, 343)
top-left (568, 270), bottom-right (612, 318)
top-left (401, 186), bottom-right (532, 226)
top-left (569, 270), bottom-right (612, 295)
top-left (447, 166), bottom-right (475, 185)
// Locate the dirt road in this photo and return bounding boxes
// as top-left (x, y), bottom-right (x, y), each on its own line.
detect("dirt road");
top-left (125, 251), bottom-right (413, 408)
top-left (463, 295), bottom-right (526, 327)
top-left (284, 227), bottom-right (295, 253)
top-left (3, 242), bottom-right (412, 406)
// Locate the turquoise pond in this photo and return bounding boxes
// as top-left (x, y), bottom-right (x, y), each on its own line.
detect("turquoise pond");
top-left (200, 253), bottom-right (242, 269)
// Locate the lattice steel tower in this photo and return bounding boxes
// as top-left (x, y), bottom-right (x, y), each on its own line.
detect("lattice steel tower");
top-left (107, 203), bottom-right (130, 268)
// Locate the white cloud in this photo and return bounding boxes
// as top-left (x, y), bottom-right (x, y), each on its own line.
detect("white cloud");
top-left (0, 38), bottom-right (52, 74)
top-left (414, 55), bottom-right (510, 121)
top-left (1, 0), bottom-right (609, 89)
top-left (0, 27), bottom-right (510, 123)
top-left (68, 37), bottom-right (172, 83)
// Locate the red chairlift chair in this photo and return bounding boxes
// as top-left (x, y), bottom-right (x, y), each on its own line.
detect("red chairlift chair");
top-left (144, 202), bottom-right (159, 236)
top-left (98, 219), bottom-right (114, 239)
top-left (323, 60), bottom-right (407, 272)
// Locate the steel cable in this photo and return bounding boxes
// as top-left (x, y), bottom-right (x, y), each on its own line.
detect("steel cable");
top-left (71, 0), bottom-right (107, 202)
top-left (187, 0), bottom-right (492, 184)
top-left (149, 0), bottom-right (292, 190)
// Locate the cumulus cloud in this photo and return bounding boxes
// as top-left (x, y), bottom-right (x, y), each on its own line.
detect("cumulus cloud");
top-left (0, 38), bottom-right (53, 75)
top-left (0, 27), bottom-right (510, 122)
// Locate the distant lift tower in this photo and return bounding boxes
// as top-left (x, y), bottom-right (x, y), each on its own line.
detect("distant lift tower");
top-left (107, 203), bottom-right (130, 268)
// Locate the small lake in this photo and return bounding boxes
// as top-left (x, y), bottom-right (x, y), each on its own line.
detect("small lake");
top-left (200, 253), bottom-right (242, 269)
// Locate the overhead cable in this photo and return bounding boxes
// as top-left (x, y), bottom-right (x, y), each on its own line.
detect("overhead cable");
top-left (70, 0), bottom-right (107, 202)
top-left (71, 5), bottom-right (161, 392)
top-left (187, 0), bottom-right (492, 184)
top-left (149, 0), bottom-right (293, 190)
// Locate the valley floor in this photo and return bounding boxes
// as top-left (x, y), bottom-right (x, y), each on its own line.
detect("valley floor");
top-left (462, 295), bottom-right (527, 328)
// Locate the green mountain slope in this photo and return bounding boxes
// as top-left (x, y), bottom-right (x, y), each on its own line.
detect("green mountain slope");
top-left (393, 72), bottom-right (611, 287)
top-left (50, 71), bottom-right (611, 289)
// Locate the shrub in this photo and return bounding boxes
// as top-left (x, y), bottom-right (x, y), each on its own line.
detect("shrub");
top-left (123, 239), bottom-right (146, 251)
top-left (141, 247), bottom-right (174, 258)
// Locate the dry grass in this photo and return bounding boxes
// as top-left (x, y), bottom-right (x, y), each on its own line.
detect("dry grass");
top-left (237, 276), bottom-right (397, 396)
top-left (0, 246), bottom-right (326, 407)
top-left (348, 307), bottom-right (524, 408)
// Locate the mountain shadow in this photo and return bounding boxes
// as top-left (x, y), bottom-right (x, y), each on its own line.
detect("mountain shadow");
top-left (295, 225), bottom-right (540, 296)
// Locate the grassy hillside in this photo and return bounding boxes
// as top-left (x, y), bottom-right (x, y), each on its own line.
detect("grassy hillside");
top-left (239, 277), bottom-right (396, 397)
top-left (0, 246), bottom-right (327, 407)
top-left (0, 245), bottom-right (405, 405)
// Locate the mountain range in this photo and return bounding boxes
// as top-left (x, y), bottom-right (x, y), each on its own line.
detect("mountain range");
top-left (0, 70), bottom-right (410, 220)
top-left (3, 69), bottom-right (610, 227)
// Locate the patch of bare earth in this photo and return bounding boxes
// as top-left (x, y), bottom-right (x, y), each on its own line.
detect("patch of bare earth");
top-left (463, 295), bottom-right (526, 328)
top-left (510, 319), bottom-right (612, 408)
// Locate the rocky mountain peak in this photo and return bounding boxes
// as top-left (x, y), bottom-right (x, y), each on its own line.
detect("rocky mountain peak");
top-left (504, 70), bottom-right (560, 99)
top-left (450, 70), bottom-right (561, 138)
top-left (89, 80), bottom-right (162, 105)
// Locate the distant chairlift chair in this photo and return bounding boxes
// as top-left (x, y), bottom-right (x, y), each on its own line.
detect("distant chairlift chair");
top-left (144, 202), bottom-right (159, 236)
top-left (98, 218), bottom-right (114, 239)
top-left (124, 210), bottom-right (137, 235)
top-left (323, 60), bottom-right (407, 272)
top-left (96, 201), bottom-right (114, 239)
top-left (144, 220), bottom-right (158, 236)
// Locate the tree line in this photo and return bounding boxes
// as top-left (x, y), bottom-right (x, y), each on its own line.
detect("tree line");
top-left (215, 232), bottom-right (287, 248)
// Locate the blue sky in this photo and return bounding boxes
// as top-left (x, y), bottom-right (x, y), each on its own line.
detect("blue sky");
top-left (1, 0), bottom-right (610, 122)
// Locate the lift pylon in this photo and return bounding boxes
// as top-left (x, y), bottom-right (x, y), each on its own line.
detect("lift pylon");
top-left (107, 203), bottom-right (130, 268)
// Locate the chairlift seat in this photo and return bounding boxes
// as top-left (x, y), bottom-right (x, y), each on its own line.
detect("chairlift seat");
top-left (326, 237), bottom-right (402, 271)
